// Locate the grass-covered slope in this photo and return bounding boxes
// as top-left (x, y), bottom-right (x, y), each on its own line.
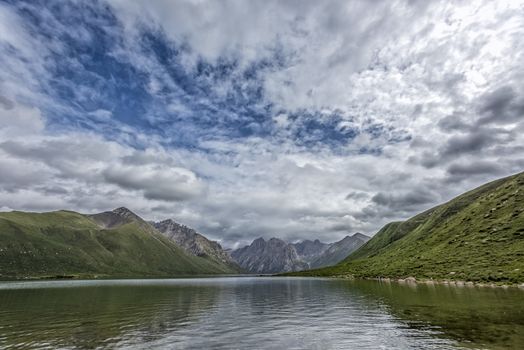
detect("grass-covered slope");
top-left (289, 172), bottom-right (524, 284)
top-left (0, 208), bottom-right (235, 279)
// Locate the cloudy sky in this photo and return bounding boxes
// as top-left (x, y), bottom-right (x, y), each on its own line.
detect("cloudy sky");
top-left (1, 0), bottom-right (523, 248)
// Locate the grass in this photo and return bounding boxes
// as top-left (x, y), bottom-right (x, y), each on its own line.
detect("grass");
top-left (286, 172), bottom-right (524, 284)
top-left (0, 210), bottom-right (236, 279)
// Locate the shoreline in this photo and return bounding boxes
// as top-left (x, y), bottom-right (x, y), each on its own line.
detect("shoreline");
top-left (326, 274), bottom-right (524, 289)
top-left (2, 274), bottom-right (524, 290)
top-left (0, 273), bottom-right (249, 282)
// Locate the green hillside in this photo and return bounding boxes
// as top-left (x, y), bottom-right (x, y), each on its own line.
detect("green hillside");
top-left (0, 208), bottom-right (236, 280)
top-left (288, 172), bottom-right (524, 284)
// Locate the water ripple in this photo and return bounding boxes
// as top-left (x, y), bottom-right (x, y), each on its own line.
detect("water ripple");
top-left (0, 277), bottom-right (523, 349)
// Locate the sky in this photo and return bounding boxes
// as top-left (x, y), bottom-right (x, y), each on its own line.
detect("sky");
top-left (0, 0), bottom-right (523, 248)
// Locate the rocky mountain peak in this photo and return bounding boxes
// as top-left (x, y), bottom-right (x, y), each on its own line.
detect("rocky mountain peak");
top-left (251, 237), bottom-right (266, 247)
top-left (268, 237), bottom-right (287, 246)
top-left (352, 232), bottom-right (370, 242)
top-left (112, 207), bottom-right (142, 221)
top-left (156, 219), bottom-right (192, 233)
top-left (153, 218), bottom-right (240, 271)
top-left (231, 233), bottom-right (371, 274)
top-left (89, 207), bottom-right (149, 229)
top-left (292, 239), bottom-right (329, 263)
top-left (339, 235), bottom-right (352, 242)
top-left (231, 237), bottom-right (308, 274)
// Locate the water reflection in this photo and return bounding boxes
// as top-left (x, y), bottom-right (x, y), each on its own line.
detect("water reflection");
top-left (0, 280), bottom-right (220, 349)
top-left (0, 277), bottom-right (522, 349)
top-left (344, 280), bottom-right (524, 349)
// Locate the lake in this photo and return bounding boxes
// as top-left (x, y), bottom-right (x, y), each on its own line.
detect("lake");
top-left (0, 277), bottom-right (522, 349)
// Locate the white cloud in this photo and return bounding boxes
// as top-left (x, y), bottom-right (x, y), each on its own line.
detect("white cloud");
top-left (89, 109), bottom-right (113, 120)
top-left (0, 95), bottom-right (45, 136)
top-left (1, 0), bottom-right (524, 248)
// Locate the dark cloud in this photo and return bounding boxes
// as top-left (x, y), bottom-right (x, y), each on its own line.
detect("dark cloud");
top-left (35, 185), bottom-right (70, 195)
top-left (412, 152), bottom-right (440, 169)
top-left (447, 161), bottom-right (503, 177)
top-left (0, 95), bottom-right (15, 110)
top-left (441, 130), bottom-right (496, 157)
top-left (477, 86), bottom-right (524, 126)
top-left (345, 191), bottom-right (369, 200)
top-left (438, 86), bottom-right (524, 134)
top-left (437, 113), bottom-right (472, 132)
top-left (328, 223), bottom-right (354, 232)
top-left (353, 204), bottom-right (408, 222)
top-left (416, 84), bottom-right (524, 170)
top-left (444, 161), bottom-right (506, 184)
top-left (371, 188), bottom-right (438, 211)
top-left (412, 128), bottom-right (505, 169)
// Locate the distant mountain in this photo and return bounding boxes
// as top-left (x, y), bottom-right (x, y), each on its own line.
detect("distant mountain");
top-left (0, 207), bottom-right (237, 279)
top-left (153, 219), bottom-right (241, 272)
top-left (309, 233), bottom-right (369, 269)
top-left (291, 239), bottom-right (329, 264)
top-left (231, 234), bottom-right (370, 274)
top-left (289, 172), bottom-right (524, 284)
top-left (231, 237), bottom-right (308, 274)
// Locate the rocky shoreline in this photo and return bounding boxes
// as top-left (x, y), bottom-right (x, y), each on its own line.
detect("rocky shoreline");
top-left (330, 274), bottom-right (524, 289)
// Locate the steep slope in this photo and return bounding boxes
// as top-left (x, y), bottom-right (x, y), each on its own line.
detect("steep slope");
top-left (309, 233), bottom-right (369, 269)
top-left (153, 219), bottom-right (241, 272)
top-left (231, 238), bottom-right (308, 273)
top-left (291, 172), bottom-right (524, 284)
top-left (352, 232), bottom-right (372, 242)
top-left (292, 239), bottom-right (329, 264)
top-left (88, 207), bottom-right (156, 231)
top-left (0, 208), bottom-right (234, 279)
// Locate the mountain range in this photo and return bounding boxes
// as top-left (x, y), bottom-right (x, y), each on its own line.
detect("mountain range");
top-left (0, 205), bottom-right (365, 279)
top-left (1, 172), bottom-right (523, 283)
top-left (0, 207), bottom-right (238, 279)
top-left (289, 171), bottom-right (524, 284)
top-left (231, 237), bottom-right (308, 274)
top-left (0, 203), bottom-right (369, 278)
top-left (230, 233), bottom-right (369, 274)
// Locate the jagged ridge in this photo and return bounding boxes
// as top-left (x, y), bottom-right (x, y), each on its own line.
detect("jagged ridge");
top-left (231, 237), bottom-right (309, 274)
top-left (153, 219), bottom-right (241, 272)
top-left (231, 233), bottom-right (370, 274)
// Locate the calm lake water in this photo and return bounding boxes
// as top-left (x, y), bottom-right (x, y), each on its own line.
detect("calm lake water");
top-left (0, 277), bottom-right (522, 349)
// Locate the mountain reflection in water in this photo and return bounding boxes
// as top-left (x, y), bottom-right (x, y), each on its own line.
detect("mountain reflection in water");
top-left (0, 277), bottom-right (522, 349)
